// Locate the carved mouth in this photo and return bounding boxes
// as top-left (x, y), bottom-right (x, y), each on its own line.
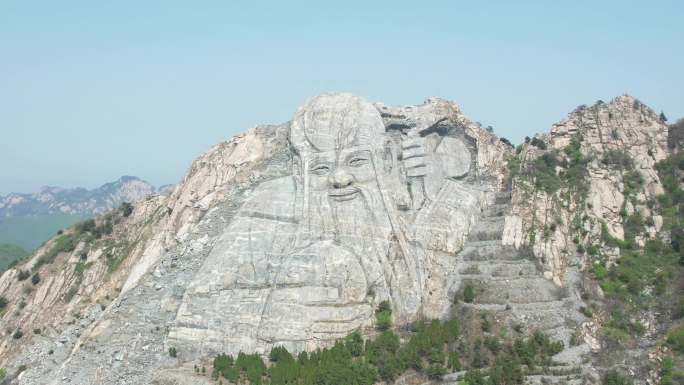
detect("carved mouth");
top-left (328, 187), bottom-right (360, 201)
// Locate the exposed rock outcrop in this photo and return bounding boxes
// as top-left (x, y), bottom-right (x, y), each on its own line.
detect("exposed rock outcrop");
top-left (503, 95), bottom-right (670, 285)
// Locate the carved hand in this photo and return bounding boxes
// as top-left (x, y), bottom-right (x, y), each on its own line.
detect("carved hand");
top-left (401, 136), bottom-right (429, 178)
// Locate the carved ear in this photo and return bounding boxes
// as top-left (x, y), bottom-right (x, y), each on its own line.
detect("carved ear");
top-left (292, 153), bottom-right (305, 184)
top-left (382, 139), bottom-right (395, 174)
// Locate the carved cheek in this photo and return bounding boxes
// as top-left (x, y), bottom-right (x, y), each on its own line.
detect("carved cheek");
top-left (308, 174), bottom-right (329, 190)
top-left (350, 164), bottom-right (376, 184)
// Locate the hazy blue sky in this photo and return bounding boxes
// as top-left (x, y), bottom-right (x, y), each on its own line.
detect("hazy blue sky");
top-left (1, 1), bottom-right (682, 195)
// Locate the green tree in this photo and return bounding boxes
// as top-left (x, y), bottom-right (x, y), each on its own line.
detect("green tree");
top-left (448, 351), bottom-right (461, 370)
top-left (375, 300), bottom-right (392, 331)
top-left (463, 284), bottom-right (476, 303)
top-left (344, 331), bottom-right (364, 357)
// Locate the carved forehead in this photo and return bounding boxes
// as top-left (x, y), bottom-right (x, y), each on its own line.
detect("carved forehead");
top-left (290, 93), bottom-right (385, 153)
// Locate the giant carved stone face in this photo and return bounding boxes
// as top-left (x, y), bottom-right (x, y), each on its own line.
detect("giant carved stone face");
top-left (308, 147), bottom-right (375, 202)
top-left (290, 93), bottom-right (388, 205)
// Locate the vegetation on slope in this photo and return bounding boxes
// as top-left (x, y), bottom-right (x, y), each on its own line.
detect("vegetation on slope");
top-left (0, 213), bottom-right (88, 251)
top-left (0, 243), bottom-right (28, 271)
top-left (189, 302), bottom-right (567, 385)
top-left (506, 107), bottom-right (684, 384)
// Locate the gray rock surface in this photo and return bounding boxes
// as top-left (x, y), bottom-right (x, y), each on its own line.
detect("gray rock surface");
top-left (169, 93), bottom-right (496, 357)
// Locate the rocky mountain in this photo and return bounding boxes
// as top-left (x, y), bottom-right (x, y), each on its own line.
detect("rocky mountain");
top-left (0, 176), bottom-right (159, 253)
top-left (0, 94), bottom-right (681, 385)
top-left (0, 176), bottom-right (155, 218)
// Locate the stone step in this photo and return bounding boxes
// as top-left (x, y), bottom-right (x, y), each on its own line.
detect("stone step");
top-left (459, 299), bottom-right (575, 334)
top-left (442, 367), bottom-right (583, 385)
top-left (525, 373), bottom-right (583, 385)
top-left (458, 260), bottom-right (540, 277)
top-left (494, 191), bottom-right (512, 204)
top-left (463, 277), bottom-right (565, 305)
top-left (457, 303), bottom-right (507, 311)
top-left (467, 218), bottom-right (505, 242)
top-left (459, 243), bottom-right (523, 261)
top-left (552, 344), bottom-right (592, 367)
top-left (482, 203), bottom-right (508, 218)
top-left (507, 305), bottom-right (569, 331)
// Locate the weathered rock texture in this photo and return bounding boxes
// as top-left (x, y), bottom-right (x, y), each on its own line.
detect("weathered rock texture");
top-left (0, 93), bottom-right (672, 385)
top-left (167, 94), bottom-right (510, 358)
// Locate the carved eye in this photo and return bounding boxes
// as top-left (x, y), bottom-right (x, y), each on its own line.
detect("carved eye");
top-left (348, 157), bottom-right (369, 167)
top-left (310, 164), bottom-right (330, 175)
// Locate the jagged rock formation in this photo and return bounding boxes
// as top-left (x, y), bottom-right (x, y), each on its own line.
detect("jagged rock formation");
top-left (503, 96), bottom-right (669, 285)
top-left (0, 93), bottom-right (676, 385)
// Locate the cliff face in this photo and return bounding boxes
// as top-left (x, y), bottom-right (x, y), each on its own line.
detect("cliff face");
top-left (0, 93), bottom-right (678, 385)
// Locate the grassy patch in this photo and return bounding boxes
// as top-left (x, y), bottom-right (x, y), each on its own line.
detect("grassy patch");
top-left (0, 243), bottom-right (28, 270)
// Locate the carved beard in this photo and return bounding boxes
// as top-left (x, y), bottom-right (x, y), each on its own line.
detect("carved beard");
top-left (329, 184), bottom-right (392, 252)
top-left (300, 170), bottom-right (423, 321)
top-left (330, 184), bottom-right (408, 305)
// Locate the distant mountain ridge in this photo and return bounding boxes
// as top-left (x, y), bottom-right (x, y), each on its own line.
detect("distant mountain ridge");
top-left (0, 176), bottom-right (170, 252)
top-left (0, 176), bottom-right (156, 217)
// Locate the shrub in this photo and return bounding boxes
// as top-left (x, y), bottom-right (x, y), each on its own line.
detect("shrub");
top-left (168, 347), bottom-right (177, 357)
top-left (120, 202), bottom-right (134, 217)
top-left (602, 369), bottom-right (632, 385)
top-left (448, 351), bottom-right (461, 370)
top-left (375, 300), bottom-right (392, 331)
top-left (75, 219), bottom-right (96, 234)
top-left (0, 297), bottom-right (7, 310)
top-left (666, 325), bottom-right (684, 353)
top-left (344, 331), bottom-right (364, 357)
top-left (530, 137), bottom-right (547, 150)
top-left (31, 273), bottom-right (40, 285)
top-left (17, 270), bottom-right (30, 281)
top-left (12, 329), bottom-right (23, 339)
top-left (579, 306), bottom-right (593, 318)
top-left (37, 234), bottom-right (78, 269)
top-left (602, 149), bottom-right (633, 170)
top-left (463, 284), bottom-right (476, 303)
top-left (425, 363), bottom-right (447, 379)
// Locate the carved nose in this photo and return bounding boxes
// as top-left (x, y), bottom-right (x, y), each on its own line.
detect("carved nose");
top-left (329, 168), bottom-right (353, 188)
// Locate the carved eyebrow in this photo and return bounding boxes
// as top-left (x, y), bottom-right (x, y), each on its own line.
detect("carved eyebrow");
top-left (345, 150), bottom-right (371, 160)
top-left (308, 153), bottom-right (334, 164)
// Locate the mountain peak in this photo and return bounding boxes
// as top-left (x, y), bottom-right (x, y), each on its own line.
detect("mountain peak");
top-left (0, 176), bottom-right (155, 218)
